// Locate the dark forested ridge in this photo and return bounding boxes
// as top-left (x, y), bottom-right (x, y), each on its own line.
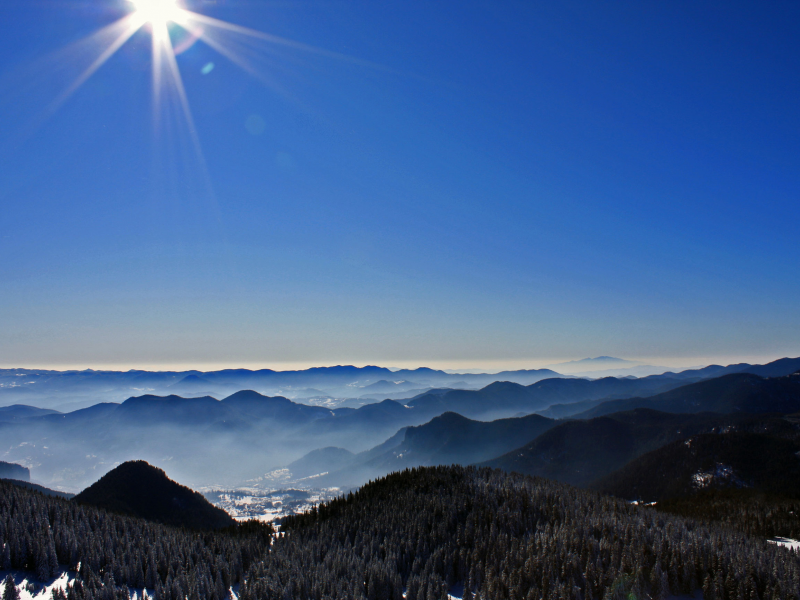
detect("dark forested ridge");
top-left (576, 371), bottom-right (800, 419)
top-left (480, 409), bottom-right (777, 487)
top-left (595, 431), bottom-right (800, 502)
top-left (1, 466), bottom-right (799, 599)
top-left (254, 467), bottom-right (800, 600)
top-left (592, 429), bottom-right (800, 539)
top-left (74, 461), bottom-right (236, 530)
top-left (0, 478), bottom-right (272, 599)
top-left (1, 478), bottom-right (74, 499)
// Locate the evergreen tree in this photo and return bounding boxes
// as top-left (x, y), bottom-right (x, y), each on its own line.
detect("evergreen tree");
top-left (2, 575), bottom-right (19, 600)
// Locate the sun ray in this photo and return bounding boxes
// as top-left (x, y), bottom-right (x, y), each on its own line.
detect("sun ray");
top-left (155, 21), bottom-right (203, 163)
top-left (43, 13), bottom-right (144, 121)
top-left (176, 10), bottom-right (386, 71)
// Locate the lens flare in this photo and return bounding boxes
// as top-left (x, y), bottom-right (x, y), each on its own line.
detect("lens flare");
top-left (131, 0), bottom-right (181, 26)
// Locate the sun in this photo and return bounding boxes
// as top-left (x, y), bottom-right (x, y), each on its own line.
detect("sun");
top-left (131, 0), bottom-right (182, 26)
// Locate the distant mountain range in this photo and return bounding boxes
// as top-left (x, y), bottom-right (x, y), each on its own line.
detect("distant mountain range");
top-left (2, 356), bottom-right (798, 492)
top-left (0, 364), bottom-right (562, 411)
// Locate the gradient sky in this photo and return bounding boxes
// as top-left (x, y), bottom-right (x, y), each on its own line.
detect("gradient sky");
top-left (0, 0), bottom-right (798, 370)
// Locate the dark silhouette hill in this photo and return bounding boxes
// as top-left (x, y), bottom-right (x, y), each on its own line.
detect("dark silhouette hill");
top-left (0, 461), bottom-right (29, 481)
top-left (594, 431), bottom-right (800, 502)
top-left (74, 460), bottom-right (235, 530)
top-left (575, 372), bottom-right (800, 418)
top-left (481, 409), bottom-right (777, 487)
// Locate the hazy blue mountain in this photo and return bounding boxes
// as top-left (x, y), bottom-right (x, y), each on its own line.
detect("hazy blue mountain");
top-left (575, 371), bottom-right (800, 418)
top-left (4, 363), bottom-right (799, 491)
top-left (360, 380), bottom-right (415, 393)
top-left (0, 404), bottom-right (61, 422)
top-left (4, 358), bottom-right (797, 412)
top-left (0, 364), bottom-right (558, 410)
top-left (547, 356), bottom-right (640, 371)
top-left (404, 375), bottom-right (693, 420)
top-left (301, 411), bottom-right (557, 488)
top-left (0, 461), bottom-right (30, 481)
top-left (286, 447), bottom-right (357, 480)
top-left (222, 390), bottom-right (332, 423)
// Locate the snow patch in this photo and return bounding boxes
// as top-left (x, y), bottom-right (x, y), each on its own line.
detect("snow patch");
top-left (769, 537), bottom-right (800, 551)
top-left (0, 571), bottom-right (72, 600)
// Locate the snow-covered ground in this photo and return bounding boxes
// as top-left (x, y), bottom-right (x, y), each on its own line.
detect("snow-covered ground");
top-left (0, 571), bottom-right (243, 600)
top-left (0, 571), bottom-right (73, 600)
top-left (769, 537), bottom-right (800, 551)
top-left (203, 487), bottom-right (340, 522)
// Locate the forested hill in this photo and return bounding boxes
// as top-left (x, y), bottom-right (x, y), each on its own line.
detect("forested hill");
top-left (2, 467), bottom-right (800, 599)
top-left (255, 467), bottom-right (800, 600)
top-left (74, 461), bottom-right (236, 530)
top-left (0, 478), bottom-right (272, 597)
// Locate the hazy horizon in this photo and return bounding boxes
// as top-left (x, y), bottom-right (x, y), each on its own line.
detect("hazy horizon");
top-left (1, 352), bottom-right (794, 374)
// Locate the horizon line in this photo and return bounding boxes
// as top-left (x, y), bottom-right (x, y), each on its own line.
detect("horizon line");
top-left (0, 353), bottom-right (794, 374)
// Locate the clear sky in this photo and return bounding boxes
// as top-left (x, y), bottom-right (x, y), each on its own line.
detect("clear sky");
top-left (0, 0), bottom-right (798, 371)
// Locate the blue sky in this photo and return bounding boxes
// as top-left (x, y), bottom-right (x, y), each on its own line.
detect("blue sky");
top-left (0, 0), bottom-right (798, 370)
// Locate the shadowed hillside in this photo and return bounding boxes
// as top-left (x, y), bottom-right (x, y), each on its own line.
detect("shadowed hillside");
top-left (74, 460), bottom-right (236, 530)
top-left (595, 431), bottom-right (800, 501)
top-left (291, 411), bottom-right (557, 487)
top-left (576, 371), bottom-right (800, 418)
top-left (481, 409), bottom-right (796, 487)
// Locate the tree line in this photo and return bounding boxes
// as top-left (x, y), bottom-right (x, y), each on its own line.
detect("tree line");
top-left (2, 468), bottom-right (800, 600)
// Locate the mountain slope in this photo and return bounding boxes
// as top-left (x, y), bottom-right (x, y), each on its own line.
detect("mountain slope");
top-left (4, 466), bottom-right (798, 600)
top-left (594, 431), bottom-right (800, 501)
top-left (0, 404), bottom-right (61, 422)
top-left (387, 411), bottom-right (556, 467)
top-left (0, 461), bottom-right (29, 481)
top-left (481, 409), bottom-right (782, 487)
top-left (300, 411), bottom-right (557, 488)
top-left (74, 460), bottom-right (235, 530)
top-left (576, 371), bottom-right (800, 418)
top-left (404, 375), bottom-right (692, 420)
top-left (287, 447), bottom-right (356, 479)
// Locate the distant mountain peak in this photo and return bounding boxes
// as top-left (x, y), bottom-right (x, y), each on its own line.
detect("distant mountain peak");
top-left (572, 356), bottom-right (634, 365)
top-left (546, 356), bottom-right (641, 373)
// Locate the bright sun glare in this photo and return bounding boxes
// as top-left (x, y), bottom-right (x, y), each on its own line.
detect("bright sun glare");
top-left (32, 0), bottom-right (358, 178)
top-left (131, 0), bottom-right (181, 25)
